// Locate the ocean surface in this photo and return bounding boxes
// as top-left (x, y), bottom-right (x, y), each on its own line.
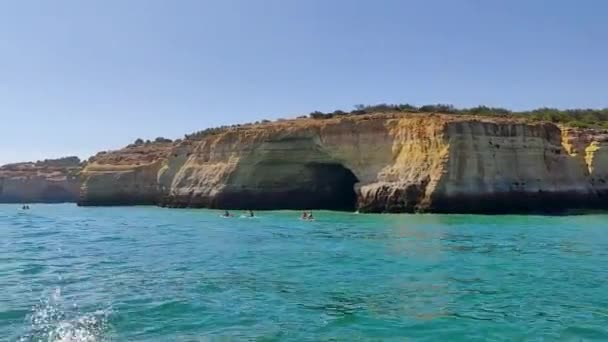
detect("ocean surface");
top-left (1, 204), bottom-right (608, 341)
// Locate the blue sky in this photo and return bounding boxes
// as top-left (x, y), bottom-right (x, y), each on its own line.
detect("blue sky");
top-left (1, 0), bottom-right (607, 164)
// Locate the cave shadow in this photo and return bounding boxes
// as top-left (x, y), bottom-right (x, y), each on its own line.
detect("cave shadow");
top-left (215, 162), bottom-right (359, 211)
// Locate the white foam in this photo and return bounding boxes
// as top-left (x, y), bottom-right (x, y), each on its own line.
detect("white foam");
top-left (19, 287), bottom-right (112, 342)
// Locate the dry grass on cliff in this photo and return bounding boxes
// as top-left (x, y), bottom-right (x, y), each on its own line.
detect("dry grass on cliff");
top-left (182, 111), bottom-right (536, 142)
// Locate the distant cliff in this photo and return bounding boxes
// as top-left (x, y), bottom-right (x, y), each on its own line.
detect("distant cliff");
top-left (78, 142), bottom-right (174, 205)
top-left (79, 113), bottom-right (608, 213)
top-left (0, 157), bottom-right (81, 203)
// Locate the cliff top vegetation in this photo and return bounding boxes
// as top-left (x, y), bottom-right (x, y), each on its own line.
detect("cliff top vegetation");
top-left (182, 104), bottom-right (608, 140)
top-left (1, 156), bottom-right (82, 170)
top-left (310, 104), bottom-right (608, 128)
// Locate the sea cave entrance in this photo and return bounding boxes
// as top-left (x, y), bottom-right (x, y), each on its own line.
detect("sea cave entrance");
top-left (218, 161), bottom-right (359, 211)
top-left (303, 162), bottom-right (359, 211)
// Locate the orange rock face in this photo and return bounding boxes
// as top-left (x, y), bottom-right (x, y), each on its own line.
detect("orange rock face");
top-left (78, 114), bottom-right (608, 213)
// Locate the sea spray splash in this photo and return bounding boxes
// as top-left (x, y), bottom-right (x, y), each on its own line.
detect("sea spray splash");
top-left (18, 287), bottom-right (112, 342)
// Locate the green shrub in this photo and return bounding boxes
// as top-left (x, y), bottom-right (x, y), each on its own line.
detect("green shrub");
top-left (154, 137), bottom-right (172, 143)
top-left (418, 104), bottom-right (457, 113)
top-left (309, 111), bottom-right (329, 119)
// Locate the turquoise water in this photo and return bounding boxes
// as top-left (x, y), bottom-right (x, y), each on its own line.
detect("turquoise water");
top-left (1, 205), bottom-right (608, 341)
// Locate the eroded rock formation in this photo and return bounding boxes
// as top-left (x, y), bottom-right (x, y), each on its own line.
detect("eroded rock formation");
top-left (78, 143), bottom-right (174, 206)
top-left (78, 113), bottom-right (608, 213)
top-left (0, 157), bottom-right (81, 203)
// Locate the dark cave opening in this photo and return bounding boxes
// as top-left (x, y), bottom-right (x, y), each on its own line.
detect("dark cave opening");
top-left (215, 162), bottom-right (359, 211)
top-left (303, 163), bottom-right (359, 211)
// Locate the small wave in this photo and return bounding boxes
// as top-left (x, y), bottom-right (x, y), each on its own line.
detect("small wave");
top-left (18, 288), bottom-right (112, 342)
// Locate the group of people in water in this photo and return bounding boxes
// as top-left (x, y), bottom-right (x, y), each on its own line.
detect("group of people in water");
top-left (19, 204), bottom-right (316, 219)
top-left (222, 210), bottom-right (255, 218)
top-left (221, 209), bottom-right (315, 220)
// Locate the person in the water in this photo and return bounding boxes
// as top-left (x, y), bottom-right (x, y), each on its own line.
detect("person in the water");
top-left (301, 211), bottom-right (314, 220)
top-left (249, 210), bottom-right (254, 217)
top-left (223, 210), bottom-right (231, 217)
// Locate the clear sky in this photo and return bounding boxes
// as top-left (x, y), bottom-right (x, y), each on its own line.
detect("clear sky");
top-left (1, 0), bottom-right (607, 165)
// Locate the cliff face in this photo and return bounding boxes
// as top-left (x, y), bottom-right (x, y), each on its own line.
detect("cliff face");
top-left (0, 157), bottom-right (81, 203)
top-left (427, 122), bottom-right (602, 213)
top-left (78, 143), bottom-right (174, 205)
top-left (79, 114), bottom-right (608, 213)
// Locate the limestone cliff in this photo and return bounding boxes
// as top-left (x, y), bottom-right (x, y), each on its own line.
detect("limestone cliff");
top-left (78, 142), bottom-right (174, 205)
top-left (0, 157), bottom-right (81, 203)
top-left (79, 114), bottom-right (608, 213)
